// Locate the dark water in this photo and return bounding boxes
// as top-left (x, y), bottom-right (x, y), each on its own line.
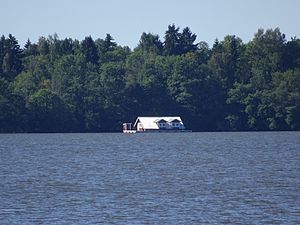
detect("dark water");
top-left (0, 132), bottom-right (299, 224)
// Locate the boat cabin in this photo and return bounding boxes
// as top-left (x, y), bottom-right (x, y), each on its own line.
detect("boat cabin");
top-left (123, 116), bottom-right (189, 133)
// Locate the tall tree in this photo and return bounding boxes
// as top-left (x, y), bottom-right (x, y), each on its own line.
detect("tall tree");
top-left (178, 27), bottom-right (197, 54)
top-left (246, 28), bottom-right (285, 89)
top-left (37, 37), bottom-right (50, 55)
top-left (81, 36), bottom-right (99, 65)
top-left (1, 34), bottom-right (23, 80)
top-left (137, 32), bottom-right (163, 54)
top-left (209, 35), bottom-right (246, 88)
top-left (103, 34), bottom-right (117, 52)
top-left (0, 35), bottom-right (6, 75)
top-left (196, 41), bottom-right (211, 64)
top-left (282, 37), bottom-right (300, 70)
top-left (164, 24), bottom-right (180, 55)
top-left (24, 39), bottom-right (38, 56)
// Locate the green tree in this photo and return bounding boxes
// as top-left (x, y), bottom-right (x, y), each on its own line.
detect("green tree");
top-left (282, 37), bottom-right (300, 70)
top-left (37, 37), bottom-right (50, 55)
top-left (0, 77), bottom-right (27, 132)
top-left (99, 62), bottom-right (126, 107)
top-left (27, 89), bottom-right (72, 132)
top-left (81, 36), bottom-right (99, 65)
top-left (0, 35), bottom-right (5, 75)
top-left (103, 34), bottom-right (117, 52)
top-left (167, 53), bottom-right (226, 130)
top-left (178, 27), bottom-right (197, 54)
top-left (1, 34), bottom-right (23, 80)
top-left (270, 69), bottom-right (300, 130)
top-left (51, 54), bottom-right (90, 131)
top-left (164, 24), bottom-right (180, 55)
top-left (24, 39), bottom-right (38, 56)
top-left (196, 41), bottom-right (211, 64)
top-left (136, 32), bottom-right (163, 54)
top-left (246, 28), bottom-right (285, 89)
top-left (209, 35), bottom-right (247, 88)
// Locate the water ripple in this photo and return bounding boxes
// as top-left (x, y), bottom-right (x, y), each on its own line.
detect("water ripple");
top-left (0, 132), bottom-right (299, 224)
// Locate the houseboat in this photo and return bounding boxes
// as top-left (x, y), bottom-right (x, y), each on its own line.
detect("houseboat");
top-left (123, 116), bottom-right (191, 133)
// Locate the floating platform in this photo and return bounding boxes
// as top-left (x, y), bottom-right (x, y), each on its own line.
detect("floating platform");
top-left (123, 129), bottom-right (192, 133)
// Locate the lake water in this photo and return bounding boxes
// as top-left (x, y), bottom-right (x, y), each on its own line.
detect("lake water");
top-left (0, 132), bottom-right (299, 224)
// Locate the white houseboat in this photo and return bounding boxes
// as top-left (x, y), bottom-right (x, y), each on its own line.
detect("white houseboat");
top-left (123, 116), bottom-right (191, 133)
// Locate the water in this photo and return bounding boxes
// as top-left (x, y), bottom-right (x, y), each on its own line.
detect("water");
top-left (0, 132), bottom-right (299, 224)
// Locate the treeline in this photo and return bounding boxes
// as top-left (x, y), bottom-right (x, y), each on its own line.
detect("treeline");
top-left (0, 25), bottom-right (299, 132)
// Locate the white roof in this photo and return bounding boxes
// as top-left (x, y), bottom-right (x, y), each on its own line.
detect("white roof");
top-left (134, 116), bottom-right (184, 129)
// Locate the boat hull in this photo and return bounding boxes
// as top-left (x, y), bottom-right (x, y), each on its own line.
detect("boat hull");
top-left (123, 129), bottom-right (192, 133)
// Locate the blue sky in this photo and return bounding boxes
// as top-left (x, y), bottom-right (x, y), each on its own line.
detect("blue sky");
top-left (1, 0), bottom-right (300, 49)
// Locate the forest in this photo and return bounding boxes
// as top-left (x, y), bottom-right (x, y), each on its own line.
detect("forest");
top-left (0, 25), bottom-right (299, 132)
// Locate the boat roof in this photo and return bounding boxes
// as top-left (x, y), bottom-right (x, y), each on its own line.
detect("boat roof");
top-left (154, 119), bottom-right (167, 123)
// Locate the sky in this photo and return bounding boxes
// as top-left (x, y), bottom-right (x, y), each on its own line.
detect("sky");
top-left (1, 0), bottom-right (300, 49)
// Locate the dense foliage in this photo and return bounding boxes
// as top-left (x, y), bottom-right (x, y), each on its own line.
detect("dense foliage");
top-left (0, 26), bottom-right (299, 132)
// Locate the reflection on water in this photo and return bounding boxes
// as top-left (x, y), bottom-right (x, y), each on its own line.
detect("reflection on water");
top-left (0, 132), bottom-right (299, 224)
